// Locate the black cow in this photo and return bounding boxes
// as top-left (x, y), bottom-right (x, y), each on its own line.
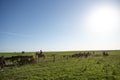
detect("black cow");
top-left (0, 56), bottom-right (5, 71)
top-left (71, 52), bottom-right (91, 58)
top-left (103, 51), bottom-right (109, 56)
top-left (5, 56), bottom-right (35, 66)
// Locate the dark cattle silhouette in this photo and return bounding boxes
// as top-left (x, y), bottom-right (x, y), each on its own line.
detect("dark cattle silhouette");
top-left (71, 52), bottom-right (91, 58)
top-left (4, 56), bottom-right (35, 66)
top-left (0, 56), bottom-right (5, 71)
top-left (17, 56), bottom-right (35, 65)
top-left (103, 51), bottom-right (109, 56)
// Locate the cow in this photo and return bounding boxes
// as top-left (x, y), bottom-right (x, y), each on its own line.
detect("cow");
top-left (71, 52), bottom-right (92, 58)
top-left (15, 56), bottom-right (36, 65)
top-left (4, 56), bottom-right (36, 66)
top-left (103, 51), bottom-right (109, 56)
top-left (0, 56), bottom-right (5, 71)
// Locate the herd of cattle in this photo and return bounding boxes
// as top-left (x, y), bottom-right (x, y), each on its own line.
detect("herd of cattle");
top-left (0, 51), bottom-right (109, 71)
top-left (71, 51), bottom-right (109, 58)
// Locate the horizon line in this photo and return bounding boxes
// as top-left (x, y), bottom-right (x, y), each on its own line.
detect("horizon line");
top-left (0, 49), bottom-right (120, 53)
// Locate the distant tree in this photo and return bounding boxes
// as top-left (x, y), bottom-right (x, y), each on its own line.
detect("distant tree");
top-left (22, 51), bottom-right (25, 54)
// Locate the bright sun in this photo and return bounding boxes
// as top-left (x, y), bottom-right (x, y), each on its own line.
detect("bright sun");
top-left (85, 3), bottom-right (119, 37)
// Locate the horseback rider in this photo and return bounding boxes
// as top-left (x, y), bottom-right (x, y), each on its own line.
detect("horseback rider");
top-left (40, 50), bottom-right (42, 55)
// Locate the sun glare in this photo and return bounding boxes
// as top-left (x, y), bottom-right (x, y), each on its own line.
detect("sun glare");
top-left (85, 3), bottom-right (119, 37)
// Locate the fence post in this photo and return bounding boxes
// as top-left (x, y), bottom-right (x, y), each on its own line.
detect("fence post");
top-left (52, 55), bottom-right (56, 62)
top-left (67, 55), bottom-right (69, 60)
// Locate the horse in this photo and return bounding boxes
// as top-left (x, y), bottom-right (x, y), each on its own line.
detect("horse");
top-left (36, 50), bottom-right (45, 61)
top-left (37, 53), bottom-right (45, 59)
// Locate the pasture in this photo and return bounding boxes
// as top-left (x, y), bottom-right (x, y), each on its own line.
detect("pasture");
top-left (0, 50), bottom-right (120, 80)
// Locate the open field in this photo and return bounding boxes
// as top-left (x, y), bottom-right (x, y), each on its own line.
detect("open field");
top-left (0, 50), bottom-right (120, 80)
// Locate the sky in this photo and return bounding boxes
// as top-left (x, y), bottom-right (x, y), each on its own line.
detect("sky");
top-left (0, 0), bottom-right (120, 52)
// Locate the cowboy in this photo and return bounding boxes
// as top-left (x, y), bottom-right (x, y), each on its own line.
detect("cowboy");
top-left (40, 50), bottom-right (43, 55)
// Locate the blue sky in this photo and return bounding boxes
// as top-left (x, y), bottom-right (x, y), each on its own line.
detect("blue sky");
top-left (0, 0), bottom-right (120, 52)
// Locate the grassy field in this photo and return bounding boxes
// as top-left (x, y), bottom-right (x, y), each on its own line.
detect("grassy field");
top-left (0, 51), bottom-right (77, 57)
top-left (0, 50), bottom-right (120, 80)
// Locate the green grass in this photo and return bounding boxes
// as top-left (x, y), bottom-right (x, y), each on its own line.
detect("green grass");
top-left (0, 51), bottom-right (79, 57)
top-left (0, 52), bottom-right (35, 57)
top-left (0, 50), bottom-right (119, 57)
top-left (0, 50), bottom-right (120, 80)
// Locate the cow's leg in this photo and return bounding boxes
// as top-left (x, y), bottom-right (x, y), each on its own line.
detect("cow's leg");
top-left (0, 64), bottom-right (4, 71)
